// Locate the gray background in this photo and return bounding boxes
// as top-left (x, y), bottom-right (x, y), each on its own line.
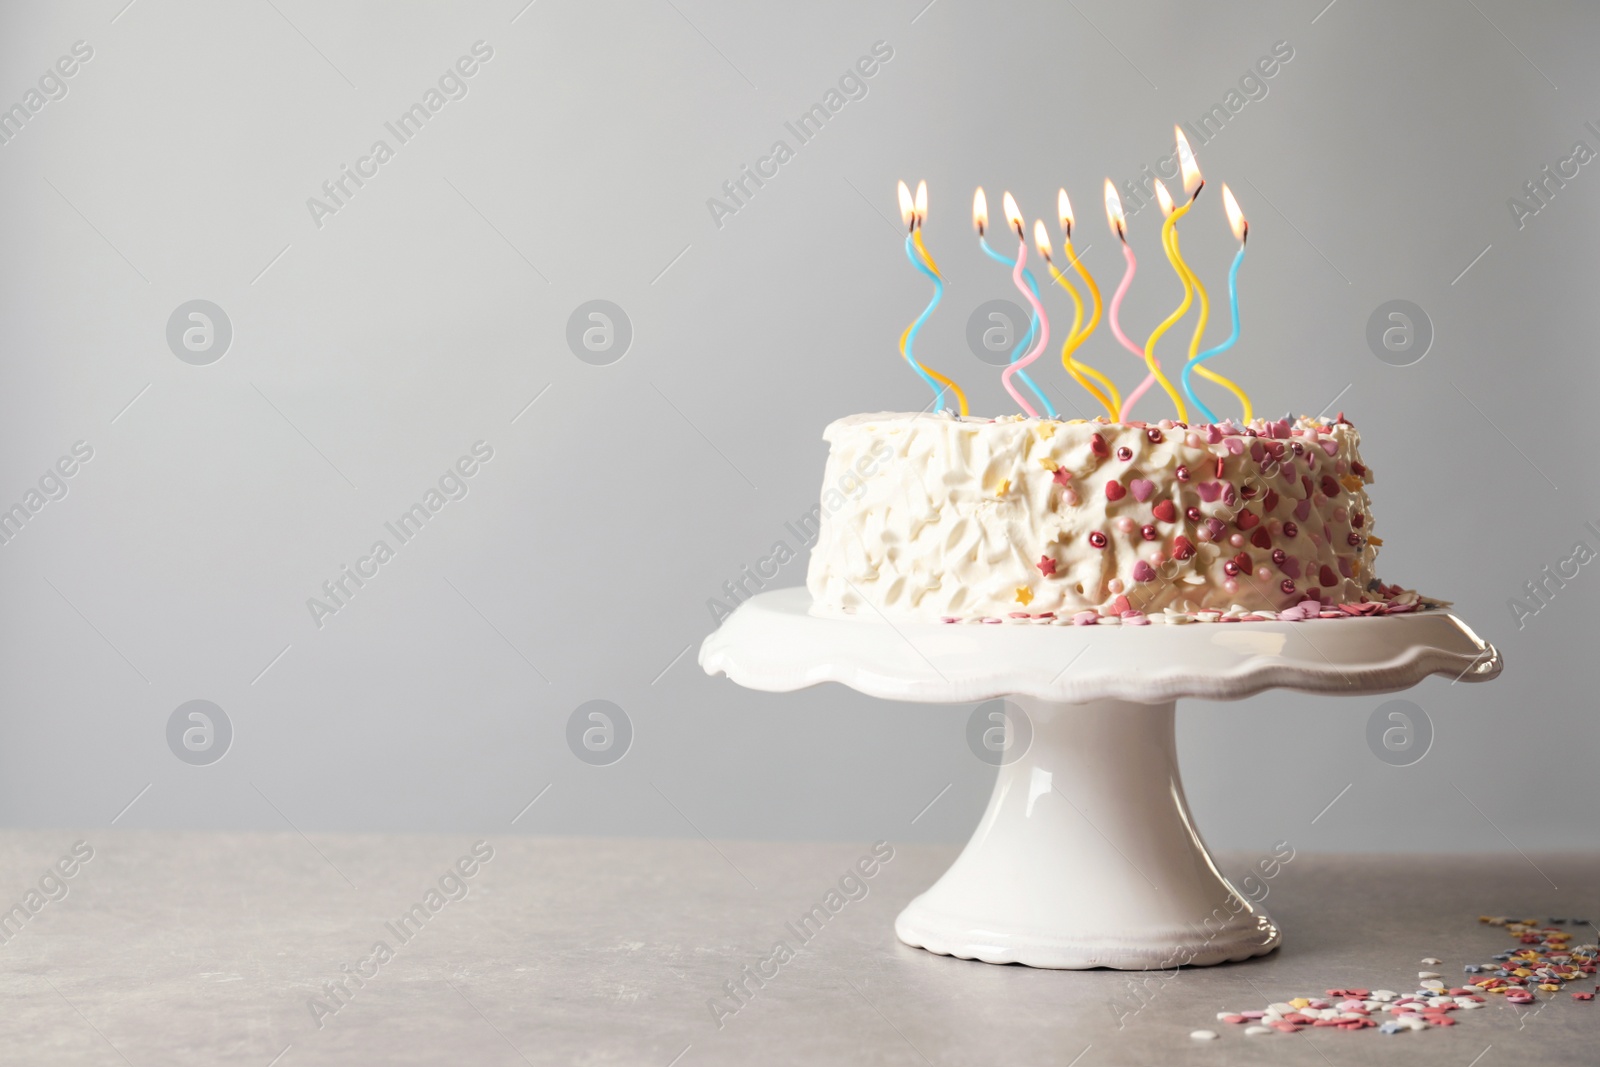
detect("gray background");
top-left (0, 0), bottom-right (1593, 855)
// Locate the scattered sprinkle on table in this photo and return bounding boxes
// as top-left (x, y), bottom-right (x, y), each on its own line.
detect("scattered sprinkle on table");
top-left (1198, 914), bottom-right (1596, 1039)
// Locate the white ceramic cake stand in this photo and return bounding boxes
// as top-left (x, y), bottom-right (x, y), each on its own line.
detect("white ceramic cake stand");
top-left (699, 587), bottom-right (1502, 970)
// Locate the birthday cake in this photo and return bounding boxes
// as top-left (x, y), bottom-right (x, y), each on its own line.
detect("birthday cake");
top-left (802, 132), bottom-right (1436, 624)
top-left (805, 411), bottom-right (1427, 624)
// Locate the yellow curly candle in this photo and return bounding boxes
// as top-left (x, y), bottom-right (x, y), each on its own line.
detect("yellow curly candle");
top-left (1169, 129), bottom-right (1251, 422)
top-left (1056, 188), bottom-right (1120, 419)
top-left (1124, 177), bottom-right (1191, 423)
top-left (1035, 220), bottom-right (1114, 418)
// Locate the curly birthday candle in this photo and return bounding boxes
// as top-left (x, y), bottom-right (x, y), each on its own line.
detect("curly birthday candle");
top-left (906, 184), bottom-right (969, 414)
top-left (973, 188), bottom-right (1056, 417)
top-left (1123, 177), bottom-right (1190, 423)
top-left (999, 193), bottom-right (1051, 417)
top-left (1181, 183), bottom-right (1253, 424)
top-left (1054, 188), bottom-right (1121, 419)
top-left (895, 181), bottom-right (966, 414)
top-left (899, 240), bottom-right (949, 408)
top-left (1104, 180), bottom-right (1153, 418)
top-left (1035, 220), bottom-right (1115, 418)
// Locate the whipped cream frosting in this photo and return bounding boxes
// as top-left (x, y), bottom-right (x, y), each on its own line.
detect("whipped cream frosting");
top-left (806, 411), bottom-right (1404, 622)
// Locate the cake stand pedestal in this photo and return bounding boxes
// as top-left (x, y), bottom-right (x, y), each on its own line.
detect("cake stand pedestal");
top-left (699, 587), bottom-right (1502, 970)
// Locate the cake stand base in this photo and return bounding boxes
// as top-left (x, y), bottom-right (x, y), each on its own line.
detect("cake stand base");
top-left (701, 588), bottom-right (1502, 971)
top-left (894, 695), bottom-right (1277, 970)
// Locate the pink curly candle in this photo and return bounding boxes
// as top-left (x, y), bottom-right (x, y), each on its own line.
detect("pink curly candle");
top-left (1000, 192), bottom-right (1050, 417)
top-left (1104, 180), bottom-right (1152, 419)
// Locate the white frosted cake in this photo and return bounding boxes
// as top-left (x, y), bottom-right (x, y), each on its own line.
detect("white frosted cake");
top-left (805, 412), bottom-right (1425, 624)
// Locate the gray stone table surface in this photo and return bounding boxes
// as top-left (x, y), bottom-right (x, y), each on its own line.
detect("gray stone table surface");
top-left (0, 831), bottom-right (1594, 1066)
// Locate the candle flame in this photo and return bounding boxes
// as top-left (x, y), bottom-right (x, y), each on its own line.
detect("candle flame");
top-left (1057, 188), bottom-right (1074, 239)
top-left (1222, 182), bottom-right (1248, 244)
top-left (972, 187), bottom-right (988, 236)
top-left (1154, 179), bottom-right (1175, 218)
top-left (898, 181), bottom-right (915, 231)
top-left (1033, 218), bottom-right (1052, 261)
top-left (1001, 191), bottom-right (1023, 239)
top-left (914, 180), bottom-right (928, 226)
top-left (1104, 179), bottom-right (1126, 240)
top-left (1176, 125), bottom-right (1203, 200)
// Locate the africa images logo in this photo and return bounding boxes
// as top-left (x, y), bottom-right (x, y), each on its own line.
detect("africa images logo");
top-left (705, 41), bottom-right (894, 229)
top-left (305, 41), bottom-right (495, 229)
top-left (306, 442), bottom-right (494, 629)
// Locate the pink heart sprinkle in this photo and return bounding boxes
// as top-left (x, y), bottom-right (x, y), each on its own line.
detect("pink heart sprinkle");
top-left (1132, 560), bottom-right (1156, 581)
top-left (1197, 482), bottom-right (1222, 502)
top-left (1293, 498), bottom-right (1312, 521)
top-left (1130, 478), bottom-right (1155, 502)
top-left (1319, 438), bottom-right (1339, 456)
top-left (1225, 438), bottom-right (1245, 455)
top-left (1280, 557), bottom-right (1302, 578)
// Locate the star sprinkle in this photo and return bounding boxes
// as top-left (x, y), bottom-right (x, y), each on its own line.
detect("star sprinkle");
top-left (1051, 466), bottom-right (1073, 487)
top-left (1014, 586), bottom-right (1033, 606)
top-left (1036, 556), bottom-right (1057, 577)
